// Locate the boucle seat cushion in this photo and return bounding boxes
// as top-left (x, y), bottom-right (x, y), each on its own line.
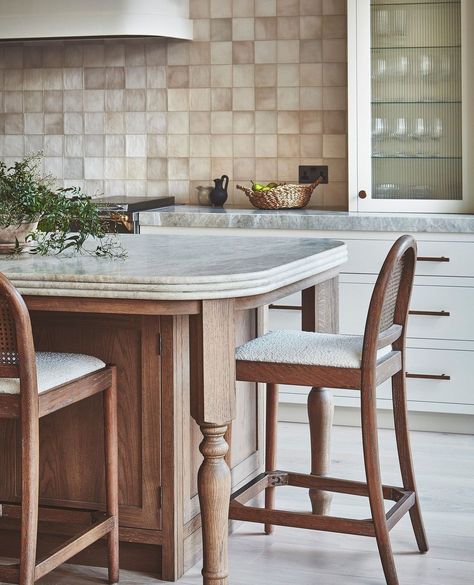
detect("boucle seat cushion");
top-left (236, 330), bottom-right (391, 369)
top-left (0, 352), bottom-right (106, 395)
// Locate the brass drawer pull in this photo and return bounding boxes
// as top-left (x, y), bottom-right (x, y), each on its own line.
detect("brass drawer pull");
top-left (409, 310), bottom-right (450, 317)
top-left (417, 256), bottom-right (450, 263)
top-left (269, 304), bottom-right (302, 311)
top-left (406, 373), bottom-right (451, 381)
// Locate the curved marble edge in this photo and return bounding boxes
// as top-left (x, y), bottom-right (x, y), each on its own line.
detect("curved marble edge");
top-left (9, 247), bottom-right (348, 300)
top-left (138, 206), bottom-right (474, 234)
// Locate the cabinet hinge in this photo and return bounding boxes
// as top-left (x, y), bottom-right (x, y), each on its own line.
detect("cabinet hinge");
top-left (157, 333), bottom-right (162, 355)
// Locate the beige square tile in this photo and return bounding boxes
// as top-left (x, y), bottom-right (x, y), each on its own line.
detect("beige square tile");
top-left (210, 64), bottom-right (232, 87)
top-left (23, 46), bottom-right (43, 68)
top-left (232, 41), bottom-right (255, 64)
top-left (211, 88), bottom-right (232, 110)
top-left (255, 134), bottom-right (277, 157)
top-left (167, 181), bottom-right (190, 203)
top-left (322, 14), bottom-right (346, 38)
top-left (146, 89), bottom-right (167, 111)
top-left (210, 0), bottom-right (231, 17)
top-left (147, 65), bottom-right (167, 88)
top-left (301, 0), bottom-right (322, 15)
top-left (322, 86), bottom-right (346, 110)
top-left (84, 44), bottom-right (105, 67)
top-left (277, 87), bottom-right (299, 110)
top-left (85, 67), bottom-right (106, 89)
top-left (167, 66), bottom-right (190, 88)
top-left (300, 63), bottom-right (323, 86)
top-left (233, 18), bottom-right (255, 41)
top-left (277, 0), bottom-right (299, 15)
top-left (65, 135), bottom-right (84, 157)
top-left (147, 135), bottom-right (167, 157)
top-left (190, 111), bottom-right (211, 134)
top-left (125, 89), bottom-right (146, 111)
top-left (24, 91), bottom-right (43, 113)
top-left (322, 0), bottom-right (346, 15)
top-left (84, 112), bottom-right (105, 134)
top-left (104, 179), bottom-right (125, 196)
top-left (168, 88), bottom-right (190, 111)
top-left (323, 157), bottom-right (347, 181)
top-left (233, 134), bottom-right (255, 157)
top-left (167, 42), bottom-right (190, 65)
top-left (233, 111), bottom-right (255, 134)
top-left (168, 158), bottom-right (189, 180)
top-left (193, 19), bottom-right (211, 41)
top-left (3, 69), bottom-right (22, 91)
top-left (300, 16), bottom-right (322, 39)
top-left (145, 42), bottom-right (167, 65)
top-left (322, 39), bottom-right (346, 62)
top-left (63, 68), bottom-right (83, 90)
top-left (84, 157), bottom-right (104, 180)
top-left (277, 134), bottom-right (299, 156)
top-left (255, 87), bottom-right (276, 110)
top-left (255, 64), bottom-right (277, 87)
top-left (126, 157), bottom-right (147, 180)
top-left (211, 18), bottom-right (232, 41)
top-left (125, 111), bottom-right (146, 133)
top-left (125, 66), bottom-right (146, 89)
top-left (168, 111), bottom-right (190, 134)
top-left (255, 41), bottom-right (277, 63)
top-left (211, 134), bottom-right (233, 157)
top-left (233, 157), bottom-right (256, 180)
top-left (106, 112), bottom-right (125, 134)
top-left (5, 114), bottom-right (24, 134)
top-left (64, 157), bottom-right (84, 179)
top-left (190, 42), bottom-right (211, 65)
top-left (300, 40), bottom-right (322, 63)
top-left (277, 40), bottom-right (299, 63)
top-left (45, 157), bottom-right (63, 180)
top-left (256, 0), bottom-right (276, 17)
top-left (25, 136), bottom-right (43, 156)
top-left (277, 16), bottom-right (299, 39)
top-left (323, 110), bottom-right (346, 133)
top-left (126, 134), bottom-right (147, 157)
top-left (322, 62), bottom-right (347, 86)
top-left (168, 135), bottom-right (190, 157)
top-left (106, 67), bottom-right (125, 89)
top-left (233, 64), bottom-right (254, 87)
top-left (232, 87), bottom-right (255, 110)
top-left (148, 158), bottom-right (168, 180)
top-left (85, 134), bottom-right (105, 156)
top-left (255, 17), bottom-right (277, 40)
top-left (106, 135), bottom-right (126, 157)
top-left (23, 68), bottom-right (43, 91)
top-left (44, 135), bottom-right (63, 156)
top-left (4, 92), bottom-right (23, 114)
top-left (300, 86), bottom-right (323, 109)
top-left (278, 64), bottom-right (299, 86)
top-left (211, 157), bottom-right (233, 178)
top-left (255, 110), bottom-right (277, 133)
top-left (300, 134), bottom-right (323, 157)
top-left (300, 110), bottom-right (323, 133)
top-left (2, 46), bottom-right (23, 68)
top-left (190, 88), bottom-right (212, 111)
top-left (4, 136), bottom-right (25, 157)
top-left (211, 111), bottom-right (233, 133)
top-left (211, 41), bottom-right (233, 64)
top-left (42, 68), bottom-right (62, 90)
top-left (104, 42), bottom-right (125, 67)
top-left (233, 0), bottom-right (255, 17)
top-left (189, 157), bottom-right (212, 181)
top-left (125, 42), bottom-right (145, 66)
top-left (104, 89), bottom-right (124, 112)
top-left (126, 180), bottom-right (147, 197)
top-left (146, 112), bottom-right (166, 135)
top-left (44, 90), bottom-right (63, 113)
top-left (83, 90), bottom-right (105, 112)
top-left (277, 157), bottom-right (299, 181)
top-left (190, 134), bottom-right (211, 156)
top-left (278, 110), bottom-right (299, 134)
top-left (190, 0), bottom-right (210, 19)
top-left (322, 134), bottom-right (346, 157)
top-left (190, 65), bottom-right (212, 88)
top-left (255, 158), bottom-right (277, 181)
top-left (63, 113), bottom-right (82, 135)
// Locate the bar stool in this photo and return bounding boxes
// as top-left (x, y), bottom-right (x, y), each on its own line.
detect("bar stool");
top-left (0, 272), bottom-right (119, 585)
top-left (231, 235), bottom-right (428, 585)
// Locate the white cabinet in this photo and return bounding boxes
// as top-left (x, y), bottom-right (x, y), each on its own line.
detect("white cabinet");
top-left (348, 0), bottom-right (474, 212)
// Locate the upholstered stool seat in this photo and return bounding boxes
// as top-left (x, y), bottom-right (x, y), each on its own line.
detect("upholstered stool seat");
top-left (236, 330), bottom-right (391, 368)
top-left (0, 352), bottom-right (106, 394)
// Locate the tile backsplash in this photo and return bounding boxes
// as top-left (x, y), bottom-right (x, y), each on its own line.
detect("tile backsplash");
top-left (0, 0), bottom-right (347, 208)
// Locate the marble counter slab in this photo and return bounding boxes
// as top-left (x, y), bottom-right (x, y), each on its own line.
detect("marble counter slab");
top-left (138, 206), bottom-right (474, 234)
top-left (0, 234), bottom-right (347, 301)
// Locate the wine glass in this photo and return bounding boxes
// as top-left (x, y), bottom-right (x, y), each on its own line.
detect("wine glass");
top-left (411, 118), bottom-right (429, 156)
top-left (372, 117), bottom-right (388, 156)
top-left (430, 118), bottom-right (443, 156)
top-left (392, 117), bottom-right (408, 156)
top-left (374, 10), bottom-right (390, 37)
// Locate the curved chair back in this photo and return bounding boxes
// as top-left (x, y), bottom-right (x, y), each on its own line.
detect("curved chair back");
top-left (0, 272), bottom-right (38, 404)
top-left (361, 235), bottom-right (417, 370)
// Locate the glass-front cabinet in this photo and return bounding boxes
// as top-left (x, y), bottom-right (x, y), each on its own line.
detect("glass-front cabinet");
top-left (348, 0), bottom-right (474, 212)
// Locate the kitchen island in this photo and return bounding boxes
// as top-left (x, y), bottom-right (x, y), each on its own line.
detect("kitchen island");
top-left (0, 234), bottom-right (347, 584)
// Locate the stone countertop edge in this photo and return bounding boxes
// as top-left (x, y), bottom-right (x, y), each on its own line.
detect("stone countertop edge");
top-left (137, 206), bottom-right (474, 234)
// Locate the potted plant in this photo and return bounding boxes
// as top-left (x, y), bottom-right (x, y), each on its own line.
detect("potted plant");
top-left (0, 153), bottom-right (124, 258)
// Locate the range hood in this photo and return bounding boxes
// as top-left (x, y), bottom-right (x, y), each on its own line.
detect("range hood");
top-left (0, 0), bottom-right (193, 41)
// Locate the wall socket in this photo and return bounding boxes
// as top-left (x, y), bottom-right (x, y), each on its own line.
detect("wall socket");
top-left (299, 165), bottom-right (329, 184)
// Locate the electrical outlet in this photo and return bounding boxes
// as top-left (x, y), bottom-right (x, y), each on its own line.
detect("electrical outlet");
top-left (298, 165), bottom-right (329, 184)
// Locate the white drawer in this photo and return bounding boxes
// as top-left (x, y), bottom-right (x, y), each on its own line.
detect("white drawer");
top-left (340, 281), bottom-right (474, 341)
top-left (343, 238), bottom-right (474, 278)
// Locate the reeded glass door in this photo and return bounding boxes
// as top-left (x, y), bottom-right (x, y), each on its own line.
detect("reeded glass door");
top-left (350, 0), bottom-right (474, 212)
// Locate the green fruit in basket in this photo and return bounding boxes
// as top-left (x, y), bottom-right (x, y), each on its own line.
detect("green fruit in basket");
top-left (266, 182), bottom-right (279, 188)
top-left (251, 181), bottom-right (266, 191)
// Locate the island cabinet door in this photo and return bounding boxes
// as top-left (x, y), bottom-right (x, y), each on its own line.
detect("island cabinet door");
top-left (0, 312), bottom-right (163, 531)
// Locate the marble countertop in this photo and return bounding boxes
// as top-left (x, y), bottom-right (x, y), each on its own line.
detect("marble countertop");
top-left (138, 206), bottom-right (474, 234)
top-left (0, 234), bottom-right (347, 300)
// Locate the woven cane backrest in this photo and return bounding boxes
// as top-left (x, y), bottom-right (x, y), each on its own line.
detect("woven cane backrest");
top-left (0, 295), bottom-right (19, 369)
top-left (378, 255), bottom-right (405, 335)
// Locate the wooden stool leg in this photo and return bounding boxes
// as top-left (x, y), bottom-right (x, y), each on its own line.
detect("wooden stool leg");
top-left (308, 387), bottom-right (334, 515)
top-left (392, 370), bottom-right (429, 553)
top-left (104, 368), bottom-right (120, 584)
top-left (264, 383), bottom-right (279, 535)
top-left (20, 410), bottom-right (39, 585)
top-left (361, 384), bottom-right (399, 585)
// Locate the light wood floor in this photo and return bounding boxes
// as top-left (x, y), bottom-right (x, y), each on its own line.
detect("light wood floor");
top-left (9, 422), bottom-right (474, 585)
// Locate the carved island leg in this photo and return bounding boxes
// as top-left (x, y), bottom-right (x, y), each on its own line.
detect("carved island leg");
top-left (189, 299), bottom-right (236, 585)
top-left (302, 277), bottom-right (339, 514)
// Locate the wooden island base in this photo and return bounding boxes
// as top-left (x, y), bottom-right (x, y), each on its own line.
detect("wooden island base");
top-left (0, 307), bottom-right (265, 580)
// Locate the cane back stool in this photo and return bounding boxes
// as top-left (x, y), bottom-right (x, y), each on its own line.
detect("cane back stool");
top-left (0, 272), bottom-right (119, 585)
top-left (231, 235), bottom-right (428, 585)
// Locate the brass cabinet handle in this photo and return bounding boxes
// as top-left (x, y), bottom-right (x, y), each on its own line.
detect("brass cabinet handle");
top-left (269, 304), bottom-right (302, 311)
top-left (417, 256), bottom-right (450, 263)
top-left (409, 310), bottom-right (450, 317)
top-left (358, 190), bottom-right (367, 199)
top-left (406, 373), bottom-right (451, 381)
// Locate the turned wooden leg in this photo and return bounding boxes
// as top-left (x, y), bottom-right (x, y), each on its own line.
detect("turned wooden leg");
top-left (264, 383), bottom-right (279, 534)
top-left (198, 424), bottom-right (231, 585)
top-left (103, 367), bottom-right (120, 584)
top-left (361, 383), bottom-right (399, 585)
top-left (308, 387), bottom-right (334, 515)
top-left (392, 370), bottom-right (429, 553)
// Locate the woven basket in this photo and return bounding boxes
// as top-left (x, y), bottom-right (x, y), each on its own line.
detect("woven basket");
top-left (236, 178), bottom-right (321, 210)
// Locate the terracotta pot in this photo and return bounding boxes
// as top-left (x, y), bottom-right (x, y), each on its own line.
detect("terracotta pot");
top-left (0, 221), bottom-right (38, 254)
